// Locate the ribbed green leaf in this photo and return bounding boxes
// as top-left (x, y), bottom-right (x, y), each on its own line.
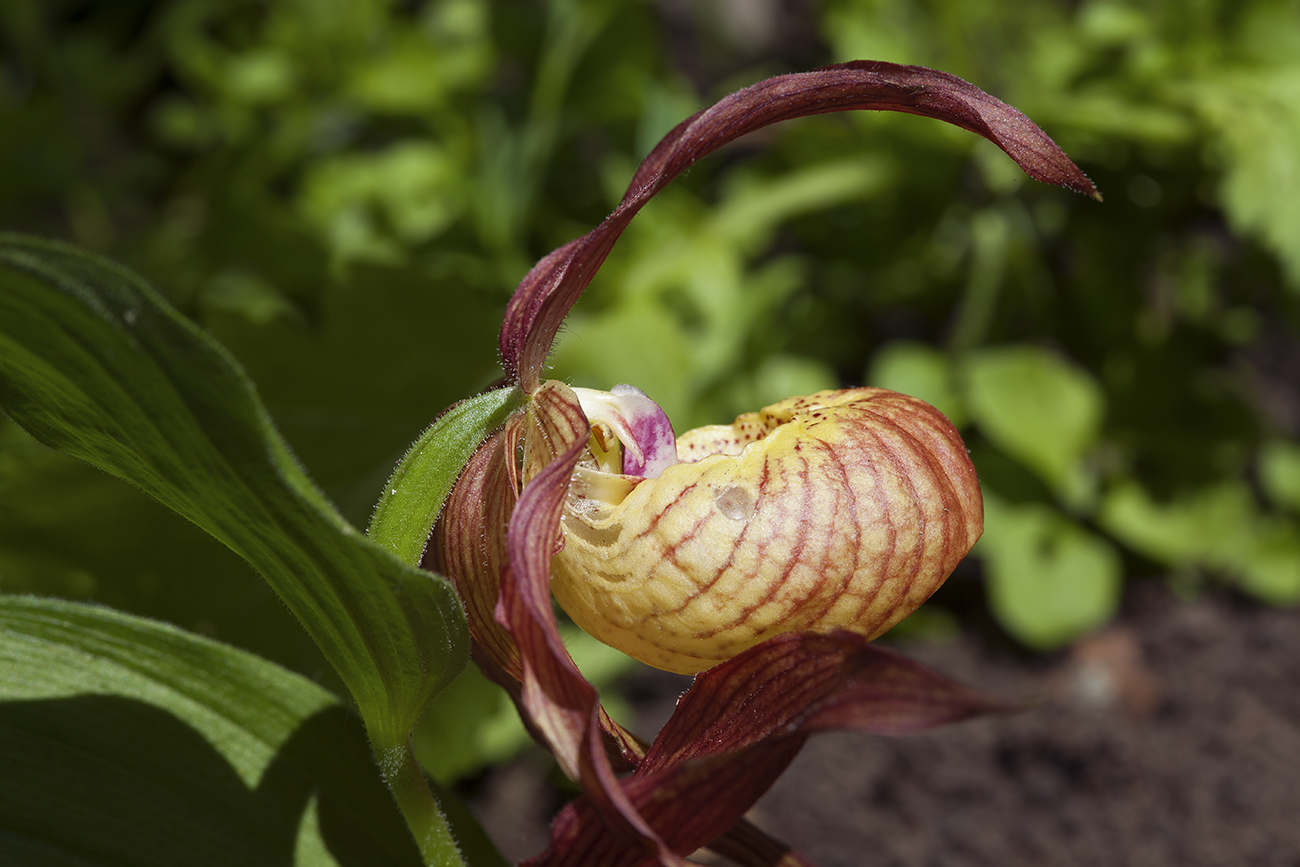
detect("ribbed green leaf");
top-left (0, 233), bottom-right (466, 746)
top-left (0, 595), bottom-right (423, 867)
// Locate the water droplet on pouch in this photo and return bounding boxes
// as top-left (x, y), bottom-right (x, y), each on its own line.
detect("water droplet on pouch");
top-left (714, 485), bottom-right (754, 521)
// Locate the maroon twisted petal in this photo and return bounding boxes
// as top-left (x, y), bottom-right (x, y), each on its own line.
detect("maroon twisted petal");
top-left (499, 59), bottom-right (1099, 392)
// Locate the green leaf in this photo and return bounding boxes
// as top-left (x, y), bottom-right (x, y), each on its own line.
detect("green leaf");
top-left (1260, 438), bottom-right (1300, 514)
top-left (963, 344), bottom-right (1104, 500)
top-left (1236, 521), bottom-right (1300, 605)
top-left (0, 595), bottom-right (423, 867)
top-left (979, 494), bottom-right (1122, 649)
top-left (0, 416), bottom-right (328, 681)
top-left (1099, 479), bottom-right (1300, 605)
top-left (0, 233), bottom-right (466, 747)
top-left (1190, 69), bottom-right (1300, 290)
top-left (369, 386), bottom-right (523, 567)
top-left (298, 142), bottom-right (467, 270)
top-left (1099, 479), bottom-right (1254, 566)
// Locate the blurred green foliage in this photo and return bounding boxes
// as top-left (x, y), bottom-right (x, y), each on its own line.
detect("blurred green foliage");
top-left (2, 0), bottom-right (1298, 782)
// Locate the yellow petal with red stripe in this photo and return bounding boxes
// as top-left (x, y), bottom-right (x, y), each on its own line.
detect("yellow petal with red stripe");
top-left (552, 388), bottom-right (982, 674)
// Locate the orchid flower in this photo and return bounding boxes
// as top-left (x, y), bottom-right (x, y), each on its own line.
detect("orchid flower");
top-left (429, 61), bottom-right (1098, 866)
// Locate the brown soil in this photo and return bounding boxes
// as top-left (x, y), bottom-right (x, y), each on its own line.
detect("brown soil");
top-left (467, 583), bottom-right (1300, 866)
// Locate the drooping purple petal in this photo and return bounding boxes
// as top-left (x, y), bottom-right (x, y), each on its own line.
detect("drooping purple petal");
top-left (427, 417), bottom-right (526, 682)
top-left (496, 381), bottom-right (692, 867)
top-left (527, 739), bottom-right (807, 867)
top-left (495, 382), bottom-right (599, 780)
top-left (527, 631), bottom-right (1007, 866)
top-left (642, 632), bottom-right (1006, 770)
top-left (500, 60), bottom-right (1100, 391)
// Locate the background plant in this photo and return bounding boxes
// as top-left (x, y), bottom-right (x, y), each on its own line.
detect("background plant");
top-left (2, 0), bottom-right (1298, 834)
